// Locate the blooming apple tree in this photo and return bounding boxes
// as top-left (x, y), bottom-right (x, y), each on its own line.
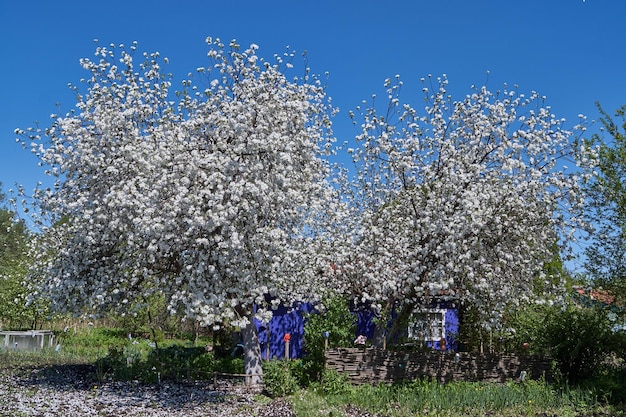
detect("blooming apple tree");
top-left (336, 75), bottom-right (593, 340)
top-left (19, 38), bottom-right (341, 383)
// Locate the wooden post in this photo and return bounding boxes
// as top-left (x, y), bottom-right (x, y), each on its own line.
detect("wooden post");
top-left (266, 325), bottom-right (270, 360)
top-left (284, 333), bottom-right (291, 360)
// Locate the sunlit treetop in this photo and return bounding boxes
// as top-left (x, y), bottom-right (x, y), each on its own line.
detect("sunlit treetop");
top-left (18, 38), bottom-right (342, 329)
top-left (334, 74), bottom-right (595, 328)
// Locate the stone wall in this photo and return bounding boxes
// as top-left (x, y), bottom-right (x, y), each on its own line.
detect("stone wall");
top-left (324, 348), bottom-right (552, 384)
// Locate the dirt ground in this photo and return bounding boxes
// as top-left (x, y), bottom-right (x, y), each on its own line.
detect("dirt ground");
top-left (0, 363), bottom-right (296, 416)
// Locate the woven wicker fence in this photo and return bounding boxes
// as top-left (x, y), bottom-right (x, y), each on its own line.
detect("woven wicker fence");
top-left (325, 348), bottom-right (552, 384)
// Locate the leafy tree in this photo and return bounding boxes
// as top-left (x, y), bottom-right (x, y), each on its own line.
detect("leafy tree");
top-left (18, 39), bottom-right (340, 383)
top-left (461, 250), bottom-right (570, 355)
top-left (541, 304), bottom-right (620, 383)
top-left (493, 300), bottom-right (624, 384)
top-left (0, 184), bottom-right (37, 329)
top-left (584, 103), bottom-right (626, 304)
top-left (335, 75), bottom-right (593, 342)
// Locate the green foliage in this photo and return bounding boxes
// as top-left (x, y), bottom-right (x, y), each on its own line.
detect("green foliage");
top-left (502, 303), bottom-right (554, 354)
top-left (456, 304), bottom-right (483, 352)
top-left (57, 327), bottom-right (127, 358)
top-left (111, 293), bottom-right (191, 339)
top-left (0, 185), bottom-right (41, 329)
top-left (540, 304), bottom-right (622, 383)
top-left (293, 378), bottom-right (623, 416)
top-left (262, 360), bottom-right (300, 397)
top-left (457, 247), bottom-right (570, 354)
top-left (591, 104), bottom-right (626, 220)
top-left (318, 368), bottom-right (353, 395)
top-left (96, 341), bottom-right (220, 383)
top-left (290, 389), bottom-right (345, 417)
top-left (505, 300), bottom-right (626, 387)
top-left (301, 294), bottom-right (356, 382)
top-left (55, 326), bottom-right (217, 383)
top-left (305, 295), bottom-right (357, 351)
top-left (579, 368), bottom-right (626, 405)
top-left (584, 103), bottom-right (626, 304)
top-left (213, 356), bottom-right (244, 374)
top-left (145, 345), bottom-right (212, 382)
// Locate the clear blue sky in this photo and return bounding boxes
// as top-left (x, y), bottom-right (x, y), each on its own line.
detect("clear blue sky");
top-left (1, 0), bottom-right (623, 268)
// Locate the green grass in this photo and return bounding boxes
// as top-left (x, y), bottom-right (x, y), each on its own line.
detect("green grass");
top-left (0, 326), bottom-right (213, 370)
top-left (0, 327), bottom-right (137, 370)
top-left (0, 326), bottom-right (248, 391)
top-left (0, 348), bottom-right (91, 367)
top-left (291, 376), bottom-right (626, 417)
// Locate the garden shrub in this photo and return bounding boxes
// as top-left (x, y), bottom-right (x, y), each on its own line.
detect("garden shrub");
top-left (96, 341), bottom-right (218, 383)
top-left (262, 359), bottom-right (300, 397)
top-left (319, 368), bottom-right (353, 395)
top-left (301, 294), bottom-right (356, 383)
top-left (540, 304), bottom-right (621, 383)
top-left (145, 345), bottom-right (210, 382)
top-left (501, 303), bottom-right (553, 354)
top-left (213, 357), bottom-right (245, 374)
top-left (581, 369), bottom-right (626, 405)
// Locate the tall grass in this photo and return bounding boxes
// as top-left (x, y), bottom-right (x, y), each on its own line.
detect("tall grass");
top-left (0, 348), bottom-right (91, 367)
top-left (0, 327), bottom-right (210, 369)
top-left (293, 373), bottom-right (617, 417)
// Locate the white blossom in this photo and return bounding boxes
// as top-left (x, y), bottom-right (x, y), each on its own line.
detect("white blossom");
top-left (20, 39), bottom-right (343, 382)
top-left (334, 75), bottom-right (593, 329)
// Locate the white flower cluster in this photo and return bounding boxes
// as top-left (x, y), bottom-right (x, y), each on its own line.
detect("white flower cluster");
top-left (19, 42), bottom-right (594, 334)
top-left (337, 75), bottom-right (594, 327)
top-left (22, 39), bottom-right (340, 327)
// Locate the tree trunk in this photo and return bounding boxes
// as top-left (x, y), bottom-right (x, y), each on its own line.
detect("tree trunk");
top-left (241, 314), bottom-right (263, 386)
top-left (372, 303), bottom-right (413, 348)
top-left (146, 305), bottom-right (160, 354)
top-left (370, 299), bottom-right (394, 348)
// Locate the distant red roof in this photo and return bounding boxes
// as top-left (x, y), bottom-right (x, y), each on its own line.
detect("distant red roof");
top-left (574, 286), bottom-right (615, 305)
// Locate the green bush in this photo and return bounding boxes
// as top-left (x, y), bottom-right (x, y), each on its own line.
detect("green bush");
top-left (501, 303), bottom-right (553, 354)
top-left (190, 351), bottom-right (215, 380)
top-left (262, 359), bottom-right (300, 397)
top-left (95, 346), bottom-right (129, 381)
top-left (541, 304), bottom-right (621, 383)
top-left (213, 356), bottom-right (245, 374)
top-left (145, 345), bottom-right (211, 382)
top-left (319, 368), bottom-right (353, 395)
top-left (580, 372), bottom-right (626, 405)
top-left (96, 342), bottom-right (217, 383)
top-left (301, 294), bottom-right (356, 383)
